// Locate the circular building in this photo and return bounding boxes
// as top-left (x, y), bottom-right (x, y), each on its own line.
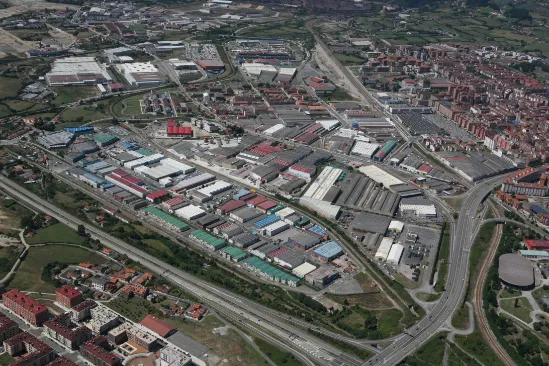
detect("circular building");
top-left (498, 253), bottom-right (535, 290)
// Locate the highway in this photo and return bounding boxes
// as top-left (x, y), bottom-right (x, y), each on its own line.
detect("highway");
top-left (365, 175), bottom-right (507, 365)
top-left (0, 174), bottom-right (370, 366)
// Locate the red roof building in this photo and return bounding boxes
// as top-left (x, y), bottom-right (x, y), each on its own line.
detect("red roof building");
top-left (218, 200), bottom-right (246, 214)
top-left (247, 196), bottom-right (267, 208)
top-left (43, 313), bottom-right (92, 350)
top-left (146, 189), bottom-right (170, 203)
top-left (256, 200), bottom-right (277, 213)
top-left (45, 357), bottom-right (79, 366)
top-left (80, 336), bottom-right (121, 366)
top-left (2, 289), bottom-right (49, 326)
top-left (56, 286), bottom-right (83, 308)
top-left (5, 332), bottom-right (55, 366)
top-left (0, 313), bottom-right (20, 342)
top-left (167, 126), bottom-right (193, 136)
top-left (525, 239), bottom-right (549, 250)
top-left (161, 196), bottom-right (185, 211)
top-left (140, 314), bottom-right (175, 337)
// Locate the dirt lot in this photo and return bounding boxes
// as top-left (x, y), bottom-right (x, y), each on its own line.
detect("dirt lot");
top-left (0, 28), bottom-right (37, 58)
top-left (0, 0), bottom-right (78, 20)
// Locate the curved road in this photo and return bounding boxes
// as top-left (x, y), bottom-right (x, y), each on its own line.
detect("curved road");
top-left (365, 175), bottom-right (507, 365)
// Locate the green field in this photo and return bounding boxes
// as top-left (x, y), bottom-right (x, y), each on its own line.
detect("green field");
top-left (0, 77), bottom-right (22, 99)
top-left (435, 224), bottom-right (451, 292)
top-left (416, 292), bottom-right (441, 302)
top-left (500, 287), bottom-right (522, 299)
top-left (500, 297), bottom-right (534, 324)
top-left (451, 305), bottom-right (470, 330)
top-left (26, 223), bottom-right (87, 245)
top-left (454, 330), bottom-right (505, 366)
top-left (407, 333), bottom-right (447, 365)
top-left (51, 86), bottom-right (99, 105)
top-left (8, 245), bottom-right (107, 293)
top-left (58, 107), bottom-right (110, 124)
top-left (143, 239), bottom-right (174, 256)
top-left (255, 338), bottom-right (304, 366)
top-left (4, 100), bottom-right (37, 111)
top-left (0, 353), bottom-right (15, 364)
top-left (334, 53), bottom-right (366, 65)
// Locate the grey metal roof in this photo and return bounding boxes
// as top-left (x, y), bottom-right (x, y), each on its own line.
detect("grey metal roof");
top-left (498, 253), bottom-right (535, 287)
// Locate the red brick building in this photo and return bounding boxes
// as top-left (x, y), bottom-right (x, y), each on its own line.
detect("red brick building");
top-left (4, 332), bottom-right (56, 366)
top-left (80, 336), bottom-right (121, 366)
top-left (55, 286), bottom-right (83, 308)
top-left (0, 312), bottom-right (20, 342)
top-left (2, 289), bottom-right (49, 326)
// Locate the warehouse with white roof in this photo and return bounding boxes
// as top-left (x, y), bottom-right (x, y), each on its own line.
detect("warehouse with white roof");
top-left (264, 124), bottom-right (285, 136)
top-left (124, 153), bottom-right (165, 169)
top-left (196, 181), bottom-right (232, 197)
top-left (264, 221), bottom-right (290, 236)
top-left (303, 166), bottom-right (342, 200)
top-left (292, 262), bottom-right (317, 278)
top-left (359, 165), bottom-right (404, 188)
top-left (275, 207), bottom-right (295, 220)
top-left (140, 158), bottom-right (194, 180)
top-left (175, 205), bottom-right (206, 220)
top-left (387, 243), bottom-right (404, 265)
top-left (375, 237), bottom-right (394, 262)
top-left (350, 141), bottom-right (380, 159)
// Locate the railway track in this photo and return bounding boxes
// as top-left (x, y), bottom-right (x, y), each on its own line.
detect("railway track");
top-left (472, 208), bottom-right (515, 366)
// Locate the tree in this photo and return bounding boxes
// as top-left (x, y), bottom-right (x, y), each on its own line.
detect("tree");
top-left (77, 224), bottom-right (86, 236)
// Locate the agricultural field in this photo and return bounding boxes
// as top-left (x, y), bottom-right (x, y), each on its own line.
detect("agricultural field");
top-left (0, 76), bottom-right (22, 99)
top-left (26, 223), bottom-right (87, 245)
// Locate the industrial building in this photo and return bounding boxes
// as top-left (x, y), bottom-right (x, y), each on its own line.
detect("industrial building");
top-left (334, 173), bottom-right (400, 216)
top-left (94, 134), bottom-right (119, 147)
top-left (264, 221), bottom-right (289, 236)
top-left (115, 62), bottom-right (167, 87)
top-left (241, 256), bottom-right (299, 287)
top-left (229, 207), bottom-right (262, 223)
top-left (222, 246), bottom-right (247, 262)
top-left (190, 229), bottom-right (227, 251)
top-left (375, 237), bottom-right (394, 262)
top-left (387, 243), bottom-right (405, 265)
top-left (288, 231), bottom-right (322, 250)
top-left (312, 241), bottom-right (343, 262)
top-left (175, 205), bottom-right (206, 221)
top-left (105, 170), bottom-right (148, 198)
top-left (172, 173), bottom-right (215, 192)
top-left (352, 212), bottom-right (392, 234)
top-left (273, 248), bottom-right (304, 269)
top-left (138, 158), bottom-right (194, 181)
top-left (305, 267), bottom-right (339, 287)
top-left (399, 198), bottom-right (437, 217)
top-left (143, 207), bottom-right (189, 231)
top-left (196, 59), bottom-right (225, 72)
top-left (191, 180), bottom-right (232, 202)
top-left (38, 131), bottom-right (74, 149)
top-left (233, 233), bottom-right (260, 248)
top-left (45, 57), bottom-right (112, 86)
top-left (292, 262), bottom-right (317, 278)
top-left (498, 253), bottom-right (535, 289)
top-left (169, 59), bottom-right (198, 70)
top-left (350, 141), bottom-right (380, 159)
